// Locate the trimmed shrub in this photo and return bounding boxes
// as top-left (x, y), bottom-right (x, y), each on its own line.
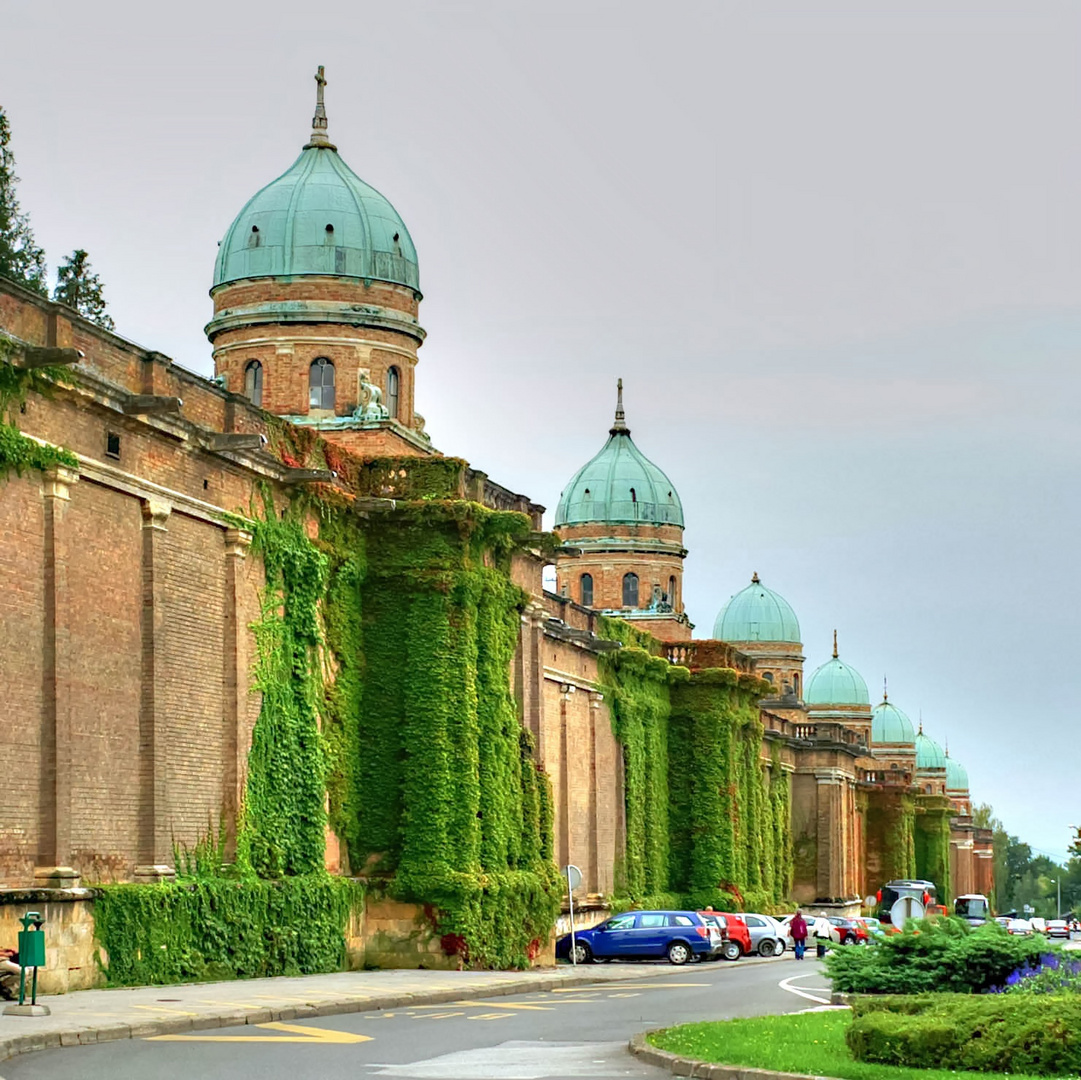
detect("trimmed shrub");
top-left (847, 993), bottom-right (1081, 1075)
top-left (826, 917), bottom-right (1056, 994)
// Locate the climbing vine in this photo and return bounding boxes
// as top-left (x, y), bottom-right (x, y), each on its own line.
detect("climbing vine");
top-left (0, 344), bottom-right (78, 480)
top-left (915, 798), bottom-right (952, 903)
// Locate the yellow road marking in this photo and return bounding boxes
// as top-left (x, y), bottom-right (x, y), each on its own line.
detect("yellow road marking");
top-left (150, 1022), bottom-right (371, 1044)
top-left (414, 1011), bottom-right (465, 1020)
top-left (465, 1012), bottom-right (512, 1020)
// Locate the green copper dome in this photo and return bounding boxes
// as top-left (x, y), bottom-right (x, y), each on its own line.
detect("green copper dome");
top-left (713, 574), bottom-right (801, 643)
top-left (214, 70), bottom-right (418, 292)
top-left (946, 755), bottom-right (969, 791)
top-left (915, 729), bottom-right (947, 771)
top-left (806, 638), bottom-right (870, 705)
top-left (554, 382), bottom-right (683, 528)
top-left (871, 700), bottom-right (916, 745)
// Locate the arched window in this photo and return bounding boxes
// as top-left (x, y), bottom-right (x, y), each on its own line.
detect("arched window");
top-left (622, 572), bottom-right (639, 608)
top-left (309, 358), bottom-right (335, 410)
top-left (793, 673), bottom-right (801, 698)
top-left (387, 366), bottom-right (400, 419)
top-left (580, 573), bottom-right (594, 608)
top-left (668, 575), bottom-right (677, 607)
top-left (244, 360), bottom-right (263, 407)
top-left (763, 671), bottom-right (774, 685)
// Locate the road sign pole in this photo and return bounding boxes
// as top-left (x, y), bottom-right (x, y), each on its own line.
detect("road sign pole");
top-left (568, 871), bottom-right (576, 966)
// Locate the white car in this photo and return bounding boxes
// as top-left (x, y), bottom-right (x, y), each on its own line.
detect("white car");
top-left (1046, 919), bottom-right (1070, 938)
top-left (1030, 917), bottom-right (1047, 934)
top-left (1006, 918), bottom-right (1034, 936)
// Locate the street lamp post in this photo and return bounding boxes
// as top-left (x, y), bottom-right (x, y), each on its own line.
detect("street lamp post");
top-left (1051, 878), bottom-right (1061, 920)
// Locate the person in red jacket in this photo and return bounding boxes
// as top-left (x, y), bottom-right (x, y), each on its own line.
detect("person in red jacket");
top-left (790, 910), bottom-right (808, 960)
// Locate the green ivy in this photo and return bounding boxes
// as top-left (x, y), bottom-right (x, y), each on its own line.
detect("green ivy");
top-left (914, 797), bottom-right (952, 903)
top-left (94, 876), bottom-right (362, 986)
top-left (0, 347), bottom-right (78, 480)
top-left (242, 509), bottom-right (329, 878)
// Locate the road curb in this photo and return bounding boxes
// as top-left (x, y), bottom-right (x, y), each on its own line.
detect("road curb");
top-left (0, 968), bottom-right (662, 1066)
top-left (628, 1031), bottom-right (840, 1080)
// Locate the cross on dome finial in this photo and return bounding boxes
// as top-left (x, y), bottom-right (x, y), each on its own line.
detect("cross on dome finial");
top-left (304, 65), bottom-right (337, 151)
top-left (832, 629), bottom-right (838, 659)
top-left (751, 572), bottom-right (760, 584)
top-left (610, 377), bottom-right (630, 435)
top-left (883, 675), bottom-right (888, 702)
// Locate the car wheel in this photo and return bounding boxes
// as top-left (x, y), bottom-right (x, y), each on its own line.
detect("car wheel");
top-left (843, 934), bottom-right (856, 945)
top-left (721, 941), bottom-right (742, 961)
top-left (571, 942), bottom-right (593, 964)
top-left (667, 941), bottom-right (692, 966)
top-left (758, 939), bottom-right (776, 958)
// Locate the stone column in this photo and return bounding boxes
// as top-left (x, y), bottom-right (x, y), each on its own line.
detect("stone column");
top-left (588, 691), bottom-right (605, 894)
top-left (527, 604), bottom-right (547, 759)
top-left (222, 527), bottom-right (252, 861)
top-left (135, 498), bottom-right (175, 883)
top-left (36, 466), bottom-right (81, 889)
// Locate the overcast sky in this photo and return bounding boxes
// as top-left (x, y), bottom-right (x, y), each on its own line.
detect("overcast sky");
top-left (6, 1), bottom-right (1078, 861)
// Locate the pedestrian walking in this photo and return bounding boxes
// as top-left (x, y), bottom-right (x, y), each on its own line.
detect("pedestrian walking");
top-left (790, 910), bottom-right (808, 960)
top-left (813, 914), bottom-right (832, 959)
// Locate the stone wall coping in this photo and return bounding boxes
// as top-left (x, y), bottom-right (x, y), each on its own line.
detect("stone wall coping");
top-left (629, 1030), bottom-right (841, 1079)
top-left (0, 888), bottom-right (99, 905)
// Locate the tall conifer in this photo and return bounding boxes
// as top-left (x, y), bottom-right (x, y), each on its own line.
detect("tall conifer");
top-left (53, 249), bottom-right (115, 331)
top-left (0, 107), bottom-right (47, 295)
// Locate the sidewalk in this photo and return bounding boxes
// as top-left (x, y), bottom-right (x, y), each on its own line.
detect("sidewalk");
top-left (0, 961), bottom-right (686, 1064)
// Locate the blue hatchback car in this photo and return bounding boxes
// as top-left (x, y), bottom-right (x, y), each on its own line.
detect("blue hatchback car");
top-left (555, 910), bottom-right (718, 966)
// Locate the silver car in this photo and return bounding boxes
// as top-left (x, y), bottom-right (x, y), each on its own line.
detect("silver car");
top-left (742, 913), bottom-right (784, 957)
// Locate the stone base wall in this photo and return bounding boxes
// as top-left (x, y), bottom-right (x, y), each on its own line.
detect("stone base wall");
top-left (0, 889), bottom-right (102, 994)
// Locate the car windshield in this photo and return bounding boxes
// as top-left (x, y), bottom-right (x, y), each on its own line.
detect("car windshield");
top-left (956, 897), bottom-right (988, 918)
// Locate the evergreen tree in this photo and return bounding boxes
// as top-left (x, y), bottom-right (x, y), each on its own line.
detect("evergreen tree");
top-left (0, 107), bottom-right (47, 294)
top-left (53, 249), bottom-right (114, 330)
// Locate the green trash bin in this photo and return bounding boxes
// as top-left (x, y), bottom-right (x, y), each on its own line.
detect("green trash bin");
top-left (18, 913), bottom-right (46, 970)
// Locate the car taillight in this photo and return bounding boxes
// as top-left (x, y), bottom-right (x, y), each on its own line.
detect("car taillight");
top-left (696, 926), bottom-right (709, 938)
top-left (876, 890), bottom-right (882, 903)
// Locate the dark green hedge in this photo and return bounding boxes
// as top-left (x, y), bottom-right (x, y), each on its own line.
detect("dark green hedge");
top-left (827, 918), bottom-right (1056, 995)
top-left (847, 993), bottom-right (1081, 1075)
top-left (95, 877), bottom-right (362, 986)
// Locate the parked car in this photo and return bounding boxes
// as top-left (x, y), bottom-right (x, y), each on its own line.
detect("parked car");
top-left (696, 912), bottom-right (730, 961)
top-left (742, 913), bottom-right (784, 957)
top-left (555, 910), bottom-right (719, 965)
top-left (826, 916), bottom-right (868, 945)
top-left (763, 915), bottom-right (788, 953)
top-left (1046, 919), bottom-right (1070, 939)
top-left (1030, 917), bottom-right (1048, 934)
top-left (858, 916), bottom-right (885, 938)
top-left (1006, 919), bottom-right (1034, 936)
top-left (704, 911), bottom-right (752, 960)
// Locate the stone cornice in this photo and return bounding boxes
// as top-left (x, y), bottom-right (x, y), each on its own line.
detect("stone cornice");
top-left (205, 299), bottom-right (427, 344)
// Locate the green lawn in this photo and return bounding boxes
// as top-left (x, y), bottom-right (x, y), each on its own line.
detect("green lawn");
top-left (647, 1011), bottom-right (1051, 1080)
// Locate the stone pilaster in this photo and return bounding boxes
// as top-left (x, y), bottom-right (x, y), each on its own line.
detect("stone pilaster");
top-left (588, 690), bottom-right (604, 893)
top-left (136, 498), bottom-right (174, 881)
top-left (36, 466), bottom-right (80, 886)
top-left (222, 527), bottom-right (253, 861)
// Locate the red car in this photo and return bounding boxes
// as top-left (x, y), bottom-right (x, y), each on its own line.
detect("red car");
top-left (700, 911), bottom-right (752, 960)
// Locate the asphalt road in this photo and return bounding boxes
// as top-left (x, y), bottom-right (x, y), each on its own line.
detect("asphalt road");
top-left (1, 955), bottom-right (831, 1080)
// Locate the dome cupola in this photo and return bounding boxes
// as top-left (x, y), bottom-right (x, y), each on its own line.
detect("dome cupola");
top-left (945, 752), bottom-right (969, 792)
top-left (554, 381), bottom-right (683, 528)
top-left (805, 631), bottom-right (870, 705)
top-left (915, 726), bottom-right (947, 771)
top-left (213, 68), bottom-right (417, 292)
top-left (714, 574), bottom-right (801, 643)
top-left (871, 698), bottom-right (916, 745)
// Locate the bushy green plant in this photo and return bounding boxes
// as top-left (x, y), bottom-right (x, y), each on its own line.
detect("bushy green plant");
top-left (847, 993), bottom-right (1081, 1075)
top-left (826, 917), bottom-right (1056, 994)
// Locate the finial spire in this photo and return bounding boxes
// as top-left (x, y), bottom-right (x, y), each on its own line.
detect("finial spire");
top-left (751, 571), bottom-right (760, 584)
top-left (610, 377), bottom-right (630, 435)
top-left (304, 66), bottom-right (337, 151)
top-left (883, 676), bottom-right (888, 702)
top-left (832, 629), bottom-right (838, 659)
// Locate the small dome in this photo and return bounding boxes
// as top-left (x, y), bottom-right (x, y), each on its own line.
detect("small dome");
top-left (714, 575), bottom-right (800, 643)
top-left (805, 648), bottom-right (870, 706)
top-left (915, 729), bottom-right (947, 771)
top-left (214, 72), bottom-right (418, 292)
top-left (871, 700), bottom-right (916, 745)
top-left (554, 382), bottom-right (683, 528)
top-left (946, 755), bottom-right (969, 792)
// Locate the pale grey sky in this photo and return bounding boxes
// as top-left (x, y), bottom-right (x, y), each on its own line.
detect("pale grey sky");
top-left (6, 0), bottom-right (1079, 859)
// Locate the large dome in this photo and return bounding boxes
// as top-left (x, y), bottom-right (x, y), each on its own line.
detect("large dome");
top-left (946, 755), bottom-right (969, 792)
top-left (871, 700), bottom-right (916, 745)
top-left (554, 382), bottom-right (683, 528)
top-left (714, 575), bottom-right (800, 643)
top-left (915, 729), bottom-right (947, 771)
top-left (805, 640), bottom-right (869, 705)
top-left (213, 71), bottom-right (418, 292)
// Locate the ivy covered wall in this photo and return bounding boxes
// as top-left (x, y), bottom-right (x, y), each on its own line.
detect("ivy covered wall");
top-left (862, 788), bottom-right (917, 893)
top-left (598, 640), bottom-right (792, 913)
top-left (915, 795), bottom-right (953, 903)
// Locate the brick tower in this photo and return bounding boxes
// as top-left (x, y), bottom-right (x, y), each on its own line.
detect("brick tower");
top-left (206, 67), bottom-right (431, 456)
top-left (553, 381), bottom-right (692, 641)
